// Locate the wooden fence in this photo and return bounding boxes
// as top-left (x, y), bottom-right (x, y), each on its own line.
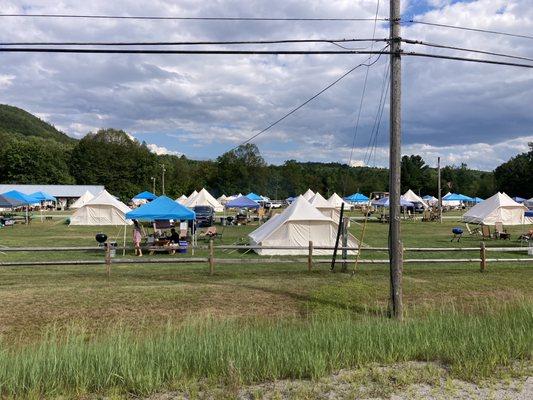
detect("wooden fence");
top-left (0, 241), bottom-right (532, 277)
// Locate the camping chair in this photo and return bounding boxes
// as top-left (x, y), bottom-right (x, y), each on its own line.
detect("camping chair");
top-left (518, 230), bottom-right (533, 246)
top-left (200, 226), bottom-right (222, 242)
top-left (481, 225), bottom-right (492, 240)
top-left (494, 222), bottom-right (510, 240)
top-left (465, 223), bottom-right (481, 236)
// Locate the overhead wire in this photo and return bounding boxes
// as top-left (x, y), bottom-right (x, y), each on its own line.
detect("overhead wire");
top-left (403, 51), bottom-right (533, 69)
top-left (343, 0), bottom-right (382, 196)
top-left (0, 13), bottom-right (388, 22)
top-left (230, 46), bottom-right (390, 151)
top-left (406, 20), bottom-right (533, 41)
top-left (403, 39), bottom-right (533, 63)
top-left (0, 38), bottom-right (388, 46)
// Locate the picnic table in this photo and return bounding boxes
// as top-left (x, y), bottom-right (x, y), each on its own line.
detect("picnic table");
top-left (147, 239), bottom-right (182, 255)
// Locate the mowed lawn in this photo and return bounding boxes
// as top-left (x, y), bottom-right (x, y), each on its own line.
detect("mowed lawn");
top-left (0, 214), bottom-right (531, 340)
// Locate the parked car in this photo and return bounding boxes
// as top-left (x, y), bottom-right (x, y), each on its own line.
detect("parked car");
top-left (193, 205), bottom-right (214, 227)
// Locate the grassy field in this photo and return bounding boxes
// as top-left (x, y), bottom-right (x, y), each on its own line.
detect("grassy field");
top-left (0, 214), bottom-right (531, 397)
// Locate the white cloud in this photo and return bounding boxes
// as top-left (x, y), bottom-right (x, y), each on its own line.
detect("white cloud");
top-left (146, 143), bottom-right (182, 156)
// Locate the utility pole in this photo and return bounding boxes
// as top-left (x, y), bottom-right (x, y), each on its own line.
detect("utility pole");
top-left (388, 0), bottom-right (403, 320)
top-left (437, 157), bottom-right (442, 223)
top-left (161, 164), bottom-right (166, 195)
top-left (151, 176), bottom-right (156, 195)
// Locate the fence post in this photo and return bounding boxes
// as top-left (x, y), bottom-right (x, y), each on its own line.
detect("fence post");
top-left (209, 239), bottom-right (215, 275)
top-left (308, 241), bottom-right (313, 272)
top-left (480, 242), bottom-right (487, 272)
top-left (105, 242), bottom-right (111, 279)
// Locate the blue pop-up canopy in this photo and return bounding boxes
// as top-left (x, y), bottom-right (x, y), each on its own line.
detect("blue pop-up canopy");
top-left (0, 194), bottom-right (25, 208)
top-left (345, 193), bottom-right (369, 203)
top-left (226, 195), bottom-right (260, 209)
top-left (246, 192), bottom-right (263, 201)
top-left (472, 197), bottom-right (484, 203)
top-left (512, 196), bottom-right (526, 203)
top-left (29, 191), bottom-right (57, 202)
top-left (126, 195), bottom-right (195, 221)
top-left (1, 190), bottom-right (40, 205)
top-left (132, 191), bottom-right (157, 201)
top-left (374, 197), bottom-right (414, 207)
top-left (443, 193), bottom-right (473, 202)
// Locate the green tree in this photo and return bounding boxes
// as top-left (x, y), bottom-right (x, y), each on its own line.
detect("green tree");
top-left (400, 155), bottom-right (431, 194)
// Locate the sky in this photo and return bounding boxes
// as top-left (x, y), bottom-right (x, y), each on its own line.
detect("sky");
top-left (0, 0), bottom-right (532, 171)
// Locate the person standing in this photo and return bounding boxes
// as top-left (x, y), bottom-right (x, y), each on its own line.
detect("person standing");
top-left (132, 219), bottom-right (145, 256)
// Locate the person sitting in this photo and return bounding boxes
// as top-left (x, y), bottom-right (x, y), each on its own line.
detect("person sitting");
top-left (167, 228), bottom-right (181, 244)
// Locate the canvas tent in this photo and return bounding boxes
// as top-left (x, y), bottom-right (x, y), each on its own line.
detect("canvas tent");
top-left (183, 188), bottom-right (224, 212)
top-left (302, 189), bottom-right (315, 201)
top-left (462, 192), bottom-right (528, 226)
top-left (422, 195), bottom-right (438, 206)
top-left (176, 194), bottom-right (188, 204)
top-left (309, 192), bottom-right (340, 220)
top-left (249, 195), bottom-right (359, 255)
top-left (328, 192), bottom-right (352, 210)
top-left (217, 194), bottom-right (229, 205)
top-left (402, 189), bottom-right (429, 208)
top-left (126, 196), bottom-right (195, 221)
top-left (70, 190), bottom-right (95, 209)
top-left (70, 190), bottom-right (132, 226)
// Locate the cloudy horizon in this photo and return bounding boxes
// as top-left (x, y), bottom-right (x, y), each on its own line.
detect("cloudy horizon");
top-left (0, 0), bottom-right (532, 171)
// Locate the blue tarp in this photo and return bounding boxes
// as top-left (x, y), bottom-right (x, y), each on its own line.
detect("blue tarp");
top-left (133, 191), bottom-right (157, 201)
top-left (1, 190), bottom-right (40, 205)
top-left (29, 191), bottom-right (57, 202)
top-left (443, 193), bottom-right (473, 202)
top-left (246, 192), bottom-right (263, 201)
top-left (345, 193), bottom-right (369, 203)
top-left (512, 196), bottom-right (526, 203)
top-left (373, 197), bottom-right (414, 207)
top-left (0, 194), bottom-right (24, 208)
top-left (125, 195), bottom-right (195, 221)
top-left (225, 195), bottom-right (260, 209)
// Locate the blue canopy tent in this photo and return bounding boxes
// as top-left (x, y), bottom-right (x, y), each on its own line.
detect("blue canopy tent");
top-left (373, 197), bottom-right (414, 207)
top-left (133, 191), bottom-right (157, 201)
top-left (345, 193), bottom-right (369, 203)
top-left (422, 195), bottom-right (434, 200)
top-left (126, 196), bottom-right (195, 221)
top-left (0, 194), bottom-right (25, 208)
top-left (29, 191), bottom-right (57, 202)
top-left (472, 197), bottom-right (484, 204)
top-left (512, 196), bottom-right (526, 203)
top-left (245, 192), bottom-right (263, 202)
top-left (443, 193), bottom-right (473, 202)
top-left (1, 190), bottom-right (40, 205)
top-left (225, 195), bottom-right (260, 209)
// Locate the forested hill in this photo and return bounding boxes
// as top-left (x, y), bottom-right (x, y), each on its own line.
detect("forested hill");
top-left (0, 104), bottom-right (74, 144)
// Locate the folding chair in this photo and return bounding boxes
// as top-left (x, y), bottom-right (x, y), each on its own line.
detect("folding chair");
top-left (481, 225), bottom-right (492, 240)
top-left (465, 223), bottom-right (481, 236)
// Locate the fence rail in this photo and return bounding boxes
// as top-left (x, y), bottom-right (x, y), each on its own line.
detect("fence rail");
top-left (0, 242), bottom-right (531, 275)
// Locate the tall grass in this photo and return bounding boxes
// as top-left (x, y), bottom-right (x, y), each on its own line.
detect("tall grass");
top-left (0, 303), bottom-right (531, 397)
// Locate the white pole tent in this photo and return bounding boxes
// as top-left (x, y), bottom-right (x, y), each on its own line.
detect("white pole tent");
top-left (70, 190), bottom-right (132, 226)
top-left (402, 189), bottom-right (429, 208)
top-left (525, 197), bottom-right (533, 210)
top-left (327, 192), bottom-right (352, 210)
top-left (302, 188), bottom-right (315, 201)
top-left (217, 194), bottom-right (229, 205)
top-left (183, 188), bottom-right (224, 212)
top-left (248, 195), bottom-right (359, 255)
top-left (462, 192), bottom-right (528, 226)
top-left (69, 190), bottom-right (95, 209)
top-left (309, 192), bottom-right (340, 221)
top-left (175, 194), bottom-right (188, 204)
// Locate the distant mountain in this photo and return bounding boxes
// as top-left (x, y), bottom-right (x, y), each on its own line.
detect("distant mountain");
top-left (0, 104), bottom-right (75, 144)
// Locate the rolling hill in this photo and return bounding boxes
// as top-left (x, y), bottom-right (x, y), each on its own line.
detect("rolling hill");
top-left (0, 104), bottom-right (75, 144)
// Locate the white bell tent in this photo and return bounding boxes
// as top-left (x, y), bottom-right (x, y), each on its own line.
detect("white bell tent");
top-left (70, 190), bottom-right (132, 226)
top-left (183, 188), bottom-right (224, 212)
top-left (70, 190), bottom-right (95, 209)
top-left (402, 189), bottom-right (429, 208)
top-left (249, 195), bottom-right (358, 255)
top-left (327, 192), bottom-right (352, 210)
top-left (309, 192), bottom-right (340, 221)
top-left (462, 192), bottom-right (528, 226)
top-left (302, 188), bottom-right (315, 201)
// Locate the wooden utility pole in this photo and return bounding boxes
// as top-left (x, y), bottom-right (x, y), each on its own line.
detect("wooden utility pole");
top-left (389, 0), bottom-right (403, 320)
top-left (161, 164), bottom-right (166, 195)
top-left (437, 157), bottom-right (442, 223)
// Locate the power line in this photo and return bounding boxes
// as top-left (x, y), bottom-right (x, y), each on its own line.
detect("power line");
top-left (0, 38), bottom-right (388, 47)
top-left (0, 13), bottom-right (388, 22)
top-left (0, 48), bottom-right (391, 55)
top-left (404, 51), bottom-right (533, 69)
top-left (403, 39), bottom-right (533, 63)
top-left (407, 20), bottom-right (533, 41)
top-left (232, 47), bottom-right (390, 151)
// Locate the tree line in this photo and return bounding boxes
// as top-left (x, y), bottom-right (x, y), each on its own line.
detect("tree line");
top-left (0, 129), bottom-right (531, 201)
